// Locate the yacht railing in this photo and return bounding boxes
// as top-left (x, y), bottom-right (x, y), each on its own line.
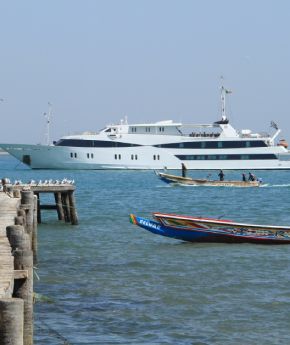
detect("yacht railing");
top-left (189, 132), bottom-right (220, 138)
top-left (239, 131), bottom-right (271, 138)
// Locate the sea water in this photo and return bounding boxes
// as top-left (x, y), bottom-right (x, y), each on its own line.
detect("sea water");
top-left (1, 155), bottom-right (290, 345)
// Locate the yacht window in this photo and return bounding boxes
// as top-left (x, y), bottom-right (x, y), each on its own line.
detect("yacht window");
top-left (204, 141), bottom-right (216, 148)
top-left (87, 153), bottom-right (89, 158)
top-left (219, 155), bottom-right (227, 160)
top-left (179, 143), bottom-right (184, 148)
top-left (250, 141), bottom-right (267, 147)
top-left (118, 154), bottom-right (121, 160)
top-left (153, 155), bottom-right (156, 160)
top-left (70, 153), bottom-right (73, 158)
top-left (114, 154), bottom-right (117, 160)
top-left (156, 140), bottom-right (267, 149)
top-left (175, 154), bottom-right (277, 160)
top-left (91, 153), bottom-right (94, 158)
top-left (104, 128), bottom-right (111, 132)
top-left (131, 154), bottom-right (134, 160)
top-left (56, 139), bottom-right (140, 147)
top-left (74, 153), bottom-right (77, 158)
top-left (135, 155), bottom-right (138, 160)
top-left (157, 155), bottom-right (160, 160)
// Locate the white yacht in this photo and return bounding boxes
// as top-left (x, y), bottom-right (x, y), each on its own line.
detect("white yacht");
top-left (1, 89), bottom-right (290, 170)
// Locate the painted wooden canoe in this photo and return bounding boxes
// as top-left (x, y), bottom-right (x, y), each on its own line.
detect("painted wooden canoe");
top-left (130, 213), bottom-right (290, 244)
top-left (155, 171), bottom-right (261, 187)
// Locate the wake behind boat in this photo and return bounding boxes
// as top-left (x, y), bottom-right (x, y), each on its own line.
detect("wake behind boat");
top-left (130, 213), bottom-right (290, 244)
top-left (155, 171), bottom-right (261, 187)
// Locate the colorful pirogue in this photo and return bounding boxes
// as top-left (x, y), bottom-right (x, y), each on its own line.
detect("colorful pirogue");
top-left (129, 213), bottom-right (290, 244)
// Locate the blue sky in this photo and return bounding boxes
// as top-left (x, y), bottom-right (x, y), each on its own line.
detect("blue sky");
top-left (0, 0), bottom-right (289, 143)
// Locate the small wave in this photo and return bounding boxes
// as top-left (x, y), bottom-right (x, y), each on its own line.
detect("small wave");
top-left (261, 184), bottom-right (290, 188)
top-left (156, 184), bottom-right (175, 188)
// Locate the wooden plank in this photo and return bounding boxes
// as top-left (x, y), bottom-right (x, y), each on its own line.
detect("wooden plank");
top-left (14, 270), bottom-right (28, 280)
top-left (39, 204), bottom-right (57, 210)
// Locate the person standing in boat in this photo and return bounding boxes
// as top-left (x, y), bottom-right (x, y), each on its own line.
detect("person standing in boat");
top-left (248, 172), bottom-right (256, 181)
top-left (242, 173), bottom-right (246, 182)
top-left (181, 163), bottom-right (187, 178)
top-left (218, 170), bottom-right (224, 181)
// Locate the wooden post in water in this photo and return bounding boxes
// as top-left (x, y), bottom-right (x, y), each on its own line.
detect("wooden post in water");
top-left (0, 298), bottom-right (24, 345)
top-left (65, 192), bottom-right (71, 222)
top-left (13, 249), bottom-right (34, 345)
top-left (54, 192), bottom-right (64, 221)
top-left (68, 191), bottom-right (78, 225)
top-left (20, 191), bottom-right (34, 246)
top-left (61, 192), bottom-right (70, 223)
top-left (6, 224), bottom-right (33, 345)
top-left (32, 195), bottom-right (38, 263)
top-left (34, 193), bottom-right (41, 224)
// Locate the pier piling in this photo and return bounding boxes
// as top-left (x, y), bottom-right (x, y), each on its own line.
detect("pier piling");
top-left (0, 178), bottom-right (79, 345)
top-left (0, 298), bottom-right (24, 345)
top-left (13, 249), bottom-right (34, 345)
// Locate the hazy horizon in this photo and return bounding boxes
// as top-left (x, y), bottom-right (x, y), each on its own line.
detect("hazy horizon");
top-left (0, 0), bottom-right (289, 144)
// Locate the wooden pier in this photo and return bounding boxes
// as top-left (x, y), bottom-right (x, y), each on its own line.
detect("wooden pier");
top-left (0, 179), bottom-right (79, 344)
top-left (0, 188), bottom-right (35, 345)
top-left (13, 184), bottom-right (78, 225)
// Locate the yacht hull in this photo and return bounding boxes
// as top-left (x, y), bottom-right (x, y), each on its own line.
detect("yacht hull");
top-left (1, 143), bottom-right (290, 170)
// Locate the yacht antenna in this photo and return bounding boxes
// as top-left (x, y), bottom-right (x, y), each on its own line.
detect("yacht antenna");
top-left (220, 77), bottom-right (232, 122)
top-left (221, 86), bottom-right (226, 121)
top-left (44, 102), bottom-right (52, 146)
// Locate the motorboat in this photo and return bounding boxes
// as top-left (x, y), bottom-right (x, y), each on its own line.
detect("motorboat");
top-left (155, 171), bottom-right (261, 187)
